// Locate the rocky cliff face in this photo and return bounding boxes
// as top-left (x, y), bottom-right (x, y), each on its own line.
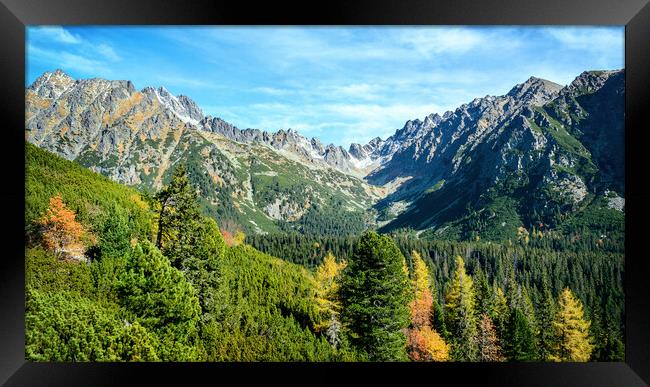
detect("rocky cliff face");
top-left (370, 70), bottom-right (624, 236)
top-left (200, 116), bottom-right (382, 176)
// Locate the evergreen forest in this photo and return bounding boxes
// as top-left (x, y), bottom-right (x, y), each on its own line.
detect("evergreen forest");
top-left (25, 142), bottom-right (623, 362)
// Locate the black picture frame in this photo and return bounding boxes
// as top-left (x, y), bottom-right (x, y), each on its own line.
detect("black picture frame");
top-left (1, 0), bottom-right (649, 385)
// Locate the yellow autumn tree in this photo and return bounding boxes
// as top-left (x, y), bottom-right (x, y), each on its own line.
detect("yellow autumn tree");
top-left (234, 230), bottom-right (246, 246)
top-left (314, 252), bottom-right (347, 348)
top-left (408, 325), bottom-right (450, 361)
top-left (410, 251), bottom-right (433, 327)
top-left (407, 251), bottom-right (450, 361)
top-left (38, 194), bottom-right (91, 262)
top-left (550, 288), bottom-right (593, 362)
top-left (516, 226), bottom-right (530, 244)
top-left (401, 255), bottom-right (409, 277)
top-left (491, 284), bottom-right (510, 345)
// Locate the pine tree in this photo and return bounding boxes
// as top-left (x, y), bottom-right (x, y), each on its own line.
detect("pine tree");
top-left (444, 256), bottom-right (478, 361)
top-left (155, 164), bottom-right (202, 269)
top-left (550, 288), bottom-right (593, 362)
top-left (520, 286), bottom-right (538, 334)
top-left (96, 201), bottom-right (132, 259)
top-left (536, 272), bottom-right (556, 361)
top-left (432, 300), bottom-right (448, 340)
top-left (154, 165), bottom-right (227, 321)
top-left (600, 315), bottom-right (624, 361)
top-left (504, 282), bottom-right (539, 361)
top-left (506, 307), bottom-right (537, 361)
top-left (473, 267), bottom-right (492, 316)
top-left (340, 231), bottom-right (411, 361)
top-left (116, 240), bottom-right (202, 361)
top-left (182, 218), bottom-right (226, 320)
top-left (491, 283), bottom-right (510, 345)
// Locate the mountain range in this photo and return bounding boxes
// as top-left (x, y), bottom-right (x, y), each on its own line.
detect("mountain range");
top-left (25, 69), bottom-right (625, 240)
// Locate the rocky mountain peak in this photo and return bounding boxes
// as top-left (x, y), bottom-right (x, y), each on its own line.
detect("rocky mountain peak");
top-left (562, 69), bottom-right (621, 96)
top-left (29, 69), bottom-right (75, 99)
top-left (177, 95), bottom-right (204, 122)
top-left (348, 143), bottom-right (367, 159)
top-left (150, 85), bottom-right (202, 124)
top-left (156, 86), bottom-right (175, 99)
top-left (323, 144), bottom-right (352, 169)
top-left (311, 138), bottom-right (325, 153)
top-left (507, 76), bottom-right (563, 106)
top-left (202, 115), bottom-right (239, 137)
top-left (423, 113), bottom-right (443, 127)
top-left (367, 137), bottom-right (383, 146)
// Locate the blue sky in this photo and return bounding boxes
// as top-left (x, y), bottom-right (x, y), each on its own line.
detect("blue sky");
top-left (26, 26), bottom-right (624, 146)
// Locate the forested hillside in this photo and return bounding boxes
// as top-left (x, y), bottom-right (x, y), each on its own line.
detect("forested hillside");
top-left (25, 142), bottom-right (623, 362)
top-left (25, 142), bottom-right (354, 361)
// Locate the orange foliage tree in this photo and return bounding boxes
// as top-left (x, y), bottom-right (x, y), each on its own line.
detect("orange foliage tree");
top-left (220, 219), bottom-right (246, 247)
top-left (408, 325), bottom-right (450, 361)
top-left (38, 194), bottom-right (91, 262)
top-left (406, 251), bottom-right (450, 361)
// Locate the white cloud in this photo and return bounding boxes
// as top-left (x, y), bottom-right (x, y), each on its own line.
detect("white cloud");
top-left (329, 83), bottom-right (383, 101)
top-left (251, 87), bottom-right (294, 96)
top-left (545, 27), bottom-right (623, 51)
top-left (95, 43), bottom-right (120, 61)
top-left (26, 26), bottom-right (123, 81)
top-left (27, 44), bottom-right (111, 75)
top-left (397, 28), bottom-right (485, 55)
top-left (29, 26), bottom-right (82, 44)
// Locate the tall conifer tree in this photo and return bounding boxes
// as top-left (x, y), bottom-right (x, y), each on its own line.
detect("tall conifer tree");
top-left (550, 288), bottom-right (593, 362)
top-left (340, 231), bottom-right (411, 361)
top-left (155, 164), bottom-right (202, 269)
top-left (444, 256), bottom-right (478, 361)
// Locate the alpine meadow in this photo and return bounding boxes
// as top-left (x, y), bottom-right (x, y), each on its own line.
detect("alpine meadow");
top-left (24, 26), bottom-right (625, 362)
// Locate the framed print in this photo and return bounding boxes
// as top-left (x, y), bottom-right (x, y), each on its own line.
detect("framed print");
top-left (1, 0), bottom-right (649, 385)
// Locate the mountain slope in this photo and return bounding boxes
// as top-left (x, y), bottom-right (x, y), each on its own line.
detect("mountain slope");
top-left (25, 70), bottom-right (382, 235)
top-left (375, 71), bottom-right (624, 241)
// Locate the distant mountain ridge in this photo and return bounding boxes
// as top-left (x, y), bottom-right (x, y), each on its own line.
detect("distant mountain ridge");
top-left (25, 68), bottom-right (624, 240)
top-left (25, 69), bottom-right (383, 235)
top-left (372, 70), bottom-right (624, 240)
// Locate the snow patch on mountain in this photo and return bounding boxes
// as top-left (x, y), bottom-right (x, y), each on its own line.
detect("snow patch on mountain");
top-left (153, 86), bottom-right (201, 125)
